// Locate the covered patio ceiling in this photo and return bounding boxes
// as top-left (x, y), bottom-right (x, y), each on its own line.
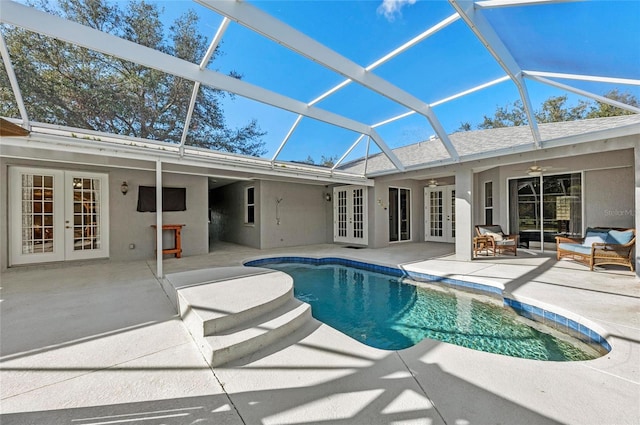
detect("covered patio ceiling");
top-left (1, 0), bottom-right (639, 181)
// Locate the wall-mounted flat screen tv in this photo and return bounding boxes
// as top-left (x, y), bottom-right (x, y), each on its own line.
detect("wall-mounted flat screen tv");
top-left (137, 186), bottom-right (186, 212)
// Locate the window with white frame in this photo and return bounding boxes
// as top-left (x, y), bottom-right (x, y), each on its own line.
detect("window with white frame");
top-left (245, 186), bottom-right (255, 224)
top-left (484, 181), bottom-right (493, 225)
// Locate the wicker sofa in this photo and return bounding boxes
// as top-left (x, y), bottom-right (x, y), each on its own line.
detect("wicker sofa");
top-left (555, 227), bottom-right (636, 271)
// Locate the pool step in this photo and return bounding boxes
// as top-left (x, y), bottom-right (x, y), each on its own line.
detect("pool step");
top-left (202, 298), bottom-right (311, 367)
top-left (166, 267), bottom-right (312, 367)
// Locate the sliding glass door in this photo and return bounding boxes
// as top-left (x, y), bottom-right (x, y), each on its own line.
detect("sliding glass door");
top-left (508, 173), bottom-right (582, 249)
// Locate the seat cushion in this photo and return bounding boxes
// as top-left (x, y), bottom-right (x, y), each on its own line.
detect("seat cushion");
top-left (485, 231), bottom-right (504, 241)
top-left (607, 229), bottom-right (634, 245)
top-left (478, 225), bottom-right (504, 236)
top-left (559, 243), bottom-right (591, 255)
top-left (496, 239), bottom-right (515, 246)
top-left (582, 230), bottom-right (609, 247)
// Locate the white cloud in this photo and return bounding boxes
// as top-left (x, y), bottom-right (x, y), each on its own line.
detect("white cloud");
top-left (377, 0), bottom-right (417, 21)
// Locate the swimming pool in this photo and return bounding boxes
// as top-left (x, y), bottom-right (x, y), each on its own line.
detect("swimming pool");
top-left (246, 257), bottom-right (608, 361)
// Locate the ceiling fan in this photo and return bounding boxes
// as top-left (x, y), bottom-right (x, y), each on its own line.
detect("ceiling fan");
top-left (524, 161), bottom-right (565, 176)
top-left (526, 163), bottom-right (546, 176)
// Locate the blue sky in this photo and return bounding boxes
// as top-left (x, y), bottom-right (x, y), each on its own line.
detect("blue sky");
top-left (41, 1), bottom-right (640, 162)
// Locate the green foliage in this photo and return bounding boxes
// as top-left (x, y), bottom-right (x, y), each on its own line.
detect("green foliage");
top-left (585, 89), bottom-right (638, 118)
top-left (302, 154), bottom-right (338, 167)
top-left (456, 122), bottom-right (472, 132)
top-left (473, 90), bottom-right (638, 130)
top-left (478, 100), bottom-right (527, 129)
top-left (0, 0), bottom-right (266, 156)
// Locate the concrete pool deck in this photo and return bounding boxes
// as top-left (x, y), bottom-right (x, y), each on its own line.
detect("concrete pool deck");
top-left (1, 242), bottom-right (638, 424)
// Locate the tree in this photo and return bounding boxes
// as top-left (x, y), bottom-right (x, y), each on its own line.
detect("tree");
top-left (478, 100), bottom-right (527, 129)
top-left (456, 122), bottom-right (472, 132)
top-left (302, 154), bottom-right (338, 167)
top-left (535, 95), bottom-right (585, 123)
top-left (0, 0), bottom-right (266, 156)
top-left (585, 89), bottom-right (638, 118)
top-left (476, 90), bottom-right (637, 129)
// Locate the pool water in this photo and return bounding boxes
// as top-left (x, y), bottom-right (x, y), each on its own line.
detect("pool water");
top-left (252, 261), bottom-right (603, 361)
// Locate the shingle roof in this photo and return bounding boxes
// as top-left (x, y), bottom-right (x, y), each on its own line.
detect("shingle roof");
top-left (339, 114), bottom-right (640, 175)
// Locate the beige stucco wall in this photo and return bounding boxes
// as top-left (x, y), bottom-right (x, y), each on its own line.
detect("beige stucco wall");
top-left (212, 180), bottom-right (331, 249)
top-left (108, 169), bottom-right (208, 260)
top-left (474, 167), bottom-right (501, 226)
top-left (260, 181), bottom-right (330, 249)
top-left (584, 166), bottom-right (634, 229)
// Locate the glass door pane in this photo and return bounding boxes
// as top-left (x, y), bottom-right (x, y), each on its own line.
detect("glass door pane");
top-left (65, 172), bottom-right (109, 260)
top-left (509, 177), bottom-right (541, 247)
top-left (430, 190), bottom-right (443, 237)
top-left (389, 188), bottom-right (399, 242)
top-left (9, 167), bottom-right (65, 265)
top-left (72, 177), bottom-right (101, 251)
top-left (450, 189), bottom-right (455, 238)
top-left (336, 189), bottom-right (347, 238)
top-left (22, 173), bottom-right (55, 254)
top-left (389, 188), bottom-right (411, 242)
top-left (352, 188), bottom-right (364, 240)
top-left (543, 173), bottom-right (582, 237)
top-left (400, 189), bottom-right (410, 241)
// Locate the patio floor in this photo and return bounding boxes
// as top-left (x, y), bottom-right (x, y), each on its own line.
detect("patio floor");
top-left (1, 242), bottom-right (638, 424)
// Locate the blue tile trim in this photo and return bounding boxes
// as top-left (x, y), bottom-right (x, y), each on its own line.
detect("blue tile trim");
top-left (504, 297), bottom-right (610, 353)
top-left (245, 256), bottom-right (611, 354)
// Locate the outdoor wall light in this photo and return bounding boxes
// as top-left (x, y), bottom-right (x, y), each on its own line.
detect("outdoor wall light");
top-left (427, 179), bottom-right (438, 188)
top-left (120, 181), bottom-right (129, 195)
top-left (325, 193), bottom-right (332, 202)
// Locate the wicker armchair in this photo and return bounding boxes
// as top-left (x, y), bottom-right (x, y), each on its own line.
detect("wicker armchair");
top-left (556, 227), bottom-right (635, 271)
top-left (474, 225), bottom-right (518, 256)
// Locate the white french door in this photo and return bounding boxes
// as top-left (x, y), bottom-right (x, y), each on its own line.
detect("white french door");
top-left (424, 185), bottom-right (455, 243)
top-left (9, 167), bottom-right (109, 265)
top-left (333, 185), bottom-right (368, 245)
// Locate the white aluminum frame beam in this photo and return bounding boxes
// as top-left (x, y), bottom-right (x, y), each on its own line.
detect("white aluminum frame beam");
top-left (372, 75), bottom-right (511, 128)
top-left (366, 13), bottom-right (460, 71)
top-left (475, 0), bottom-right (577, 9)
top-left (524, 73), bottom-right (640, 114)
top-left (271, 114), bottom-right (303, 162)
top-left (332, 134), bottom-right (366, 170)
top-left (179, 17), bottom-right (231, 150)
top-left (0, 1), bottom-right (404, 171)
top-left (449, 0), bottom-right (542, 147)
top-left (155, 160), bottom-right (163, 279)
top-left (0, 31), bottom-right (30, 129)
top-left (271, 13), bottom-right (459, 165)
top-left (523, 70), bottom-right (640, 87)
top-left (198, 0), bottom-right (460, 162)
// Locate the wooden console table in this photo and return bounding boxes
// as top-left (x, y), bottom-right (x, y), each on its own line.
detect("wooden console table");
top-left (151, 224), bottom-right (184, 258)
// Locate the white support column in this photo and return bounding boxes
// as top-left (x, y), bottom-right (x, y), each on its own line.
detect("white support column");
top-left (156, 160), bottom-right (163, 279)
top-left (635, 147), bottom-right (640, 279)
top-left (455, 168), bottom-right (474, 261)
